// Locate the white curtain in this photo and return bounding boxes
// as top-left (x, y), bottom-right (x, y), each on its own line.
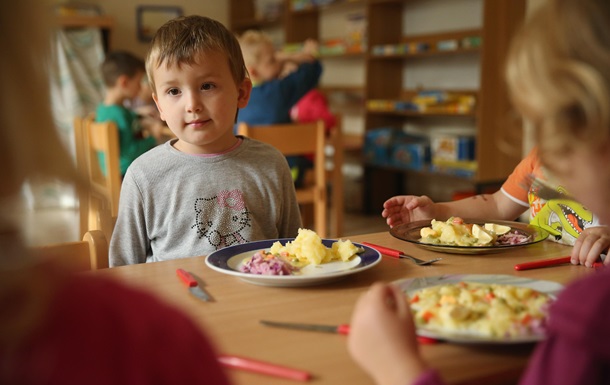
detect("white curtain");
top-left (25, 27), bottom-right (105, 209)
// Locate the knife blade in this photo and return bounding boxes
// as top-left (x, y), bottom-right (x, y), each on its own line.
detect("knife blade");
top-left (176, 268), bottom-right (211, 302)
top-left (261, 320), bottom-right (350, 334)
top-left (260, 320), bottom-right (437, 344)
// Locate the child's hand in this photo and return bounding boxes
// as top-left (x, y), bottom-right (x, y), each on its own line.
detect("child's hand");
top-left (301, 39), bottom-right (319, 56)
top-left (571, 226), bottom-right (610, 267)
top-left (381, 195), bottom-right (437, 228)
top-left (347, 283), bottom-right (427, 385)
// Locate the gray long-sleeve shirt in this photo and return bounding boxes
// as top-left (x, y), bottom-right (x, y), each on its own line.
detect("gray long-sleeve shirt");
top-left (109, 138), bottom-right (302, 266)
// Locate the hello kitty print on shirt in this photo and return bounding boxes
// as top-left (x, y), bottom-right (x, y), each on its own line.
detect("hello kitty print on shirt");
top-left (191, 190), bottom-right (252, 249)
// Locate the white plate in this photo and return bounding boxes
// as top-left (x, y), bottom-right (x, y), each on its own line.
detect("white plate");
top-left (390, 219), bottom-right (550, 255)
top-left (394, 274), bottom-right (564, 344)
top-left (205, 239), bottom-right (381, 287)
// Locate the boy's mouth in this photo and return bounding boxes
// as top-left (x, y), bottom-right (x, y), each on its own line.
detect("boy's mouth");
top-left (186, 119), bottom-right (209, 127)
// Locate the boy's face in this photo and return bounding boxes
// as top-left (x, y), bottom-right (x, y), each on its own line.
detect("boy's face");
top-left (124, 71), bottom-right (144, 100)
top-left (254, 43), bottom-right (281, 82)
top-left (152, 50), bottom-right (251, 154)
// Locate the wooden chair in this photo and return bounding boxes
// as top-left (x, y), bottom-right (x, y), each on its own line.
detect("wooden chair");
top-left (32, 230), bottom-right (109, 271)
top-left (237, 120), bottom-right (328, 238)
top-left (327, 115), bottom-right (344, 238)
top-left (73, 116), bottom-right (121, 241)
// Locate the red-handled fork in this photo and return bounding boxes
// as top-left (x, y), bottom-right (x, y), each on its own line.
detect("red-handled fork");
top-left (363, 242), bottom-right (442, 266)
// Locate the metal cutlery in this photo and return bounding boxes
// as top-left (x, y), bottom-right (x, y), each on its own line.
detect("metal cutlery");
top-left (514, 255), bottom-right (604, 270)
top-left (522, 173), bottom-right (576, 201)
top-left (218, 354), bottom-right (311, 381)
top-left (362, 242), bottom-right (442, 265)
top-left (260, 320), bottom-right (438, 344)
top-left (176, 268), bottom-right (212, 302)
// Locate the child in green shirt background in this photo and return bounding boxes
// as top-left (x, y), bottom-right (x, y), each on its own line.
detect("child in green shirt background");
top-left (96, 51), bottom-right (164, 175)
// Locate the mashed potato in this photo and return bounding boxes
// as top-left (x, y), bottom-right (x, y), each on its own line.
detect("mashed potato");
top-left (409, 281), bottom-right (553, 338)
top-left (419, 217), bottom-right (503, 246)
top-left (269, 228), bottom-right (359, 266)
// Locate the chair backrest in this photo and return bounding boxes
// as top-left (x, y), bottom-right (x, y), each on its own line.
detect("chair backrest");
top-left (32, 230), bottom-right (109, 271)
top-left (237, 120), bottom-right (327, 237)
top-left (327, 114), bottom-right (344, 238)
top-left (73, 116), bottom-right (121, 240)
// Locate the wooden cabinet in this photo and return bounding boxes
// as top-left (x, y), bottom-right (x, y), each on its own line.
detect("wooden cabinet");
top-left (229, 0), bottom-right (527, 213)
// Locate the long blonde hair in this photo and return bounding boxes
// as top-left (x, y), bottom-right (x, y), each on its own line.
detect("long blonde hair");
top-left (0, 2), bottom-right (78, 207)
top-left (505, 0), bottom-right (610, 174)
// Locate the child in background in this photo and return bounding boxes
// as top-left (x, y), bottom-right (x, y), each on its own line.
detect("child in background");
top-left (349, 1), bottom-right (610, 384)
top-left (109, 15), bottom-right (301, 266)
top-left (97, 51), bottom-right (164, 176)
top-left (382, 146), bottom-right (610, 267)
top-left (237, 30), bottom-right (322, 186)
top-left (0, 2), bottom-right (230, 383)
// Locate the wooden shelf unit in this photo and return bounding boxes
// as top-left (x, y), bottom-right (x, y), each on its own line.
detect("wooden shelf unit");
top-left (229, 0), bottom-right (526, 212)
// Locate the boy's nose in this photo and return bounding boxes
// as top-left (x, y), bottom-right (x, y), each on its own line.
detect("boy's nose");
top-left (186, 94), bottom-right (203, 113)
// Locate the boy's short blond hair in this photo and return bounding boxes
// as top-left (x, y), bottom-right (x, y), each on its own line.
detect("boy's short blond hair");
top-left (238, 30), bottom-right (274, 69)
top-left (506, 0), bottom-right (610, 168)
top-left (146, 15), bottom-right (247, 94)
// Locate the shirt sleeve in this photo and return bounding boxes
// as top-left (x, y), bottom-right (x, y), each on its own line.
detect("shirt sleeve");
top-left (117, 109), bottom-right (157, 175)
top-left (518, 269), bottom-right (610, 384)
top-left (109, 170), bottom-right (150, 266)
top-left (279, 60), bottom-right (323, 107)
top-left (500, 147), bottom-right (538, 207)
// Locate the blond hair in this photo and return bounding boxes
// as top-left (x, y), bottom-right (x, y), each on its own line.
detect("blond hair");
top-left (238, 30), bottom-right (274, 68)
top-left (506, 0), bottom-right (610, 172)
top-left (0, 1), bottom-right (79, 207)
top-left (145, 15), bottom-right (247, 95)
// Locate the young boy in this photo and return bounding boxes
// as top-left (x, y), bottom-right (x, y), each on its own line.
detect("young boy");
top-left (109, 16), bottom-right (301, 266)
top-left (236, 31), bottom-right (323, 186)
top-left (96, 51), bottom-right (164, 176)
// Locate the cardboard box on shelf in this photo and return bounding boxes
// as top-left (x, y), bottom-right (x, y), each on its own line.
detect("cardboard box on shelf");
top-left (431, 135), bottom-right (475, 162)
top-left (392, 140), bottom-right (430, 171)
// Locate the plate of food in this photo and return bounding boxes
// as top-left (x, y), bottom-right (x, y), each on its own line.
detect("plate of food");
top-left (390, 217), bottom-right (550, 254)
top-left (395, 274), bottom-right (563, 344)
top-left (205, 229), bottom-right (381, 287)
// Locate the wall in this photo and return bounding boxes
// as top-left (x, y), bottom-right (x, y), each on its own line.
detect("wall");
top-left (52, 0), bottom-right (228, 57)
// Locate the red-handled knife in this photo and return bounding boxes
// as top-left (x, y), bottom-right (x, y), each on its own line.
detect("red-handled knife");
top-left (514, 256), bottom-right (604, 271)
top-left (218, 354), bottom-right (311, 382)
top-left (176, 268), bottom-right (211, 302)
top-left (260, 320), bottom-right (438, 344)
top-left (362, 242), bottom-right (408, 258)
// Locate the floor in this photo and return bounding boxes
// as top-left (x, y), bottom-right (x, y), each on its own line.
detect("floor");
top-left (23, 207), bottom-right (389, 246)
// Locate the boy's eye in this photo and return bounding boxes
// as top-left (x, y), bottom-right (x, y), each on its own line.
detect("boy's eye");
top-left (201, 83), bottom-right (215, 91)
top-left (167, 88), bottom-right (180, 96)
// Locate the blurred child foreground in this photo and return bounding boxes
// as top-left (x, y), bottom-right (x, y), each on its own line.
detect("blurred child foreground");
top-left (0, 2), bottom-right (231, 384)
top-left (109, 15), bottom-right (301, 266)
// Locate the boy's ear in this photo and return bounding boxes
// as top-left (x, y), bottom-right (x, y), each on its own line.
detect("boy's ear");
top-left (152, 93), bottom-right (166, 122)
top-left (117, 74), bottom-right (131, 88)
top-left (237, 78), bottom-right (252, 108)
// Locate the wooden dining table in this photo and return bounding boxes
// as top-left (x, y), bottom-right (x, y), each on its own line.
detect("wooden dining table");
top-left (94, 231), bottom-right (596, 385)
